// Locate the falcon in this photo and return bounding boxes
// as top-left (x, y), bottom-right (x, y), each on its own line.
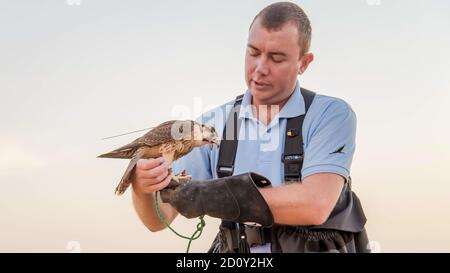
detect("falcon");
top-left (98, 120), bottom-right (219, 195)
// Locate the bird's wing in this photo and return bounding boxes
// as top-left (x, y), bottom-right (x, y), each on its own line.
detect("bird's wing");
top-left (136, 120), bottom-right (177, 146)
top-left (98, 120), bottom-right (180, 159)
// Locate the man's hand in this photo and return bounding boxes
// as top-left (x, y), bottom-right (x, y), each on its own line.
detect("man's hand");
top-left (131, 157), bottom-right (179, 232)
top-left (132, 157), bottom-right (172, 195)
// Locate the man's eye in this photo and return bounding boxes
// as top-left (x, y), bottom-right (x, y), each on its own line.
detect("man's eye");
top-left (272, 57), bottom-right (285, 63)
top-left (248, 50), bottom-right (259, 56)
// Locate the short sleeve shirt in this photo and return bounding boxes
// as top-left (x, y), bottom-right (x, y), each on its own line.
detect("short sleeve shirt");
top-left (172, 80), bottom-right (357, 186)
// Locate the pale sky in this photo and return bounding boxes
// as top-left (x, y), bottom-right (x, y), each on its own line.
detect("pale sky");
top-left (1, 0), bottom-right (450, 252)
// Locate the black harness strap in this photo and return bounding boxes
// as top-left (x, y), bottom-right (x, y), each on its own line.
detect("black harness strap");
top-left (283, 88), bottom-right (316, 181)
top-left (216, 94), bottom-right (244, 178)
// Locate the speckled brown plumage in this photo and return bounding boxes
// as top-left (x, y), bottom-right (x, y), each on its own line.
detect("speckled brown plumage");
top-left (98, 120), bottom-right (218, 195)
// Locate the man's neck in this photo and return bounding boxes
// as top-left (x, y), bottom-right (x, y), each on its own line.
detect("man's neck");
top-left (251, 95), bottom-right (290, 126)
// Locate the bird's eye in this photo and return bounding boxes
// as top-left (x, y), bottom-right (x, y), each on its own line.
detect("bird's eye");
top-left (179, 126), bottom-right (183, 134)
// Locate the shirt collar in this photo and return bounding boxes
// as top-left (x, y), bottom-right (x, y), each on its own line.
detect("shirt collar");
top-left (238, 80), bottom-right (305, 120)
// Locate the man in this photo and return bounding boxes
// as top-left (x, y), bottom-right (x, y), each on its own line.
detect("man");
top-left (131, 2), bottom-right (369, 253)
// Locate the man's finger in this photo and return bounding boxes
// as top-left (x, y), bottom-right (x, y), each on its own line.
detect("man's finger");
top-left (137, 157), bottom-right (164, 170)
top-left (140, 170), bottom-right (168, 186)
top-left (147, 175), bottom-right (172, 193)
top-left (154, 170), bottom-right (170, 184)
top-left (147, 162), bottom-right (169, 178)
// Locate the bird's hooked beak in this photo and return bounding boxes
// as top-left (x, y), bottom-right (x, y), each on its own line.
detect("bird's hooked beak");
top-left (203, 133), bottom-right (220, 145)
top-left (201, 125), bottom-right (220, 146)
top-left (205, 135), bottom-right (219, 151)
top-left (210, 136), bottom-right (220, 145)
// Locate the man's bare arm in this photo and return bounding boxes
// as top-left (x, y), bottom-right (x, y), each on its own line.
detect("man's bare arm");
top-left (260, 173), bottom-right (344, 225)
top-left (132, 187), bottom-right (178, 232)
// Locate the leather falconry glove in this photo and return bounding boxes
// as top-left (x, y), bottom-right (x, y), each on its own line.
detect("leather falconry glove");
top-left (160, 172), bottom-right (274, 227)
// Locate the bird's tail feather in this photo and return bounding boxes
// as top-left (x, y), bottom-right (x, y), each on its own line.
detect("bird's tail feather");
top-left (114, 154), bottom-right (141, 195)
top-left (97, 145), bottom-right (135, 159)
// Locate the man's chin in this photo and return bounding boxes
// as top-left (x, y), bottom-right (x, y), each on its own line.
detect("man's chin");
top-left (250, 88), bottom-right (274, 104)
top-left (250, 85), bottom-right (272, 95)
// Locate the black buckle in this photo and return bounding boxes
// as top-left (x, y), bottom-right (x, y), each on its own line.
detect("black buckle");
top-left (217, 165), bottom-right (234, 178)
top-left (244, 226), bottom-right (271, 247)
top-left (282, 154), bottom-right (303, 182)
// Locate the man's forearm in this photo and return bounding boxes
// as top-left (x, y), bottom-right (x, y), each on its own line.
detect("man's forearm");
top-left (260, 173), bottom-right (344, 226)
top-left (132, 188), bottom-right (178, 232)
top-left (260, 183), bottom-right (322, 225)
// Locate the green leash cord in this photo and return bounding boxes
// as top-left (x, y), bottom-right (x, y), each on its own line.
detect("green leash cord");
top-left (154, 191), bottom-right (206, 253)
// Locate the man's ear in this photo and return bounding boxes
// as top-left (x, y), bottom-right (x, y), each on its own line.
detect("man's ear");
top-left (298, 52), bottom-right (314, 75)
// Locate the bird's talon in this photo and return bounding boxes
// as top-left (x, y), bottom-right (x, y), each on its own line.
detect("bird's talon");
top-left (171, 174), bottom-right (180, 183)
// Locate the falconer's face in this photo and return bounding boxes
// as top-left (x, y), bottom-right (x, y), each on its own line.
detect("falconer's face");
top-left (245, 18), bottom-right (311, 105)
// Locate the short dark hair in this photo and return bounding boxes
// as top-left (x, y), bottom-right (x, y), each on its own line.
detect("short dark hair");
top-left (250, 2), bottom-right (312, 56)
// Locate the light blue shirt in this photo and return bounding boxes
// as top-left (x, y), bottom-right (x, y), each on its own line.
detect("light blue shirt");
top-left (172, 80), bottom-right (357, 252)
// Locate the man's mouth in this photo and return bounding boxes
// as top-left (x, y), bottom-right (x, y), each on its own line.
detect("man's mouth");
top-left (252, 80), bottom-right (271, 87)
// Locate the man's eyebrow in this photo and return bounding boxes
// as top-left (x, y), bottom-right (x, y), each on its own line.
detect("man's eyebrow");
top-left (269, 52), bottom-right (287, 57)
top-left (247, 44), bottom-right (260, 51)
top-left (247, 44), bottom-right (287, 57)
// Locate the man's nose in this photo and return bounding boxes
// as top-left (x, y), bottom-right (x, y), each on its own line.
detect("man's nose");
top-left (255, 57), bottom-right (269, 76)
